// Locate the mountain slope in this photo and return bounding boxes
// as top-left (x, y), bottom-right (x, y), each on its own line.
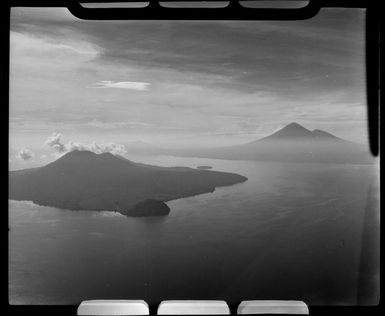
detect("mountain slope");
top-left (9, 150), bottom-right (247, 216)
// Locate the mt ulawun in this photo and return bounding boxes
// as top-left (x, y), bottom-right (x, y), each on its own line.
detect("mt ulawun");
top-left (167, 123), bottom-right (373, 164)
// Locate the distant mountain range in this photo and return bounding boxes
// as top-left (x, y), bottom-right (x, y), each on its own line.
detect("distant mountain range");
top-left (166, 123), bottom-right (373, 164)
top-left (9, 150), bottom-right (247, 216)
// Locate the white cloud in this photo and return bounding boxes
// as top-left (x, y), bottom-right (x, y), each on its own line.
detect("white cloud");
top-left (45, 132), bottom-right (127, 156)
top-left (66, 141), bottom-right (89, 152)
top-left (45, 132), bottom-right (67, 153)
top-left (90, 80), bottom-right (150, 91)
top-left (10, 31), bottom-right (100, 70)
top-left (90, 142), bottom-right (127, 155)
top-left (16, 147), bottom-right (35, 160)
top-left (67, 141), bottom-right (127, 156)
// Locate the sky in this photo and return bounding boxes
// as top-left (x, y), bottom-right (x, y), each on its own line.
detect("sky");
top-left (9, 7), bottom-right (367, 169)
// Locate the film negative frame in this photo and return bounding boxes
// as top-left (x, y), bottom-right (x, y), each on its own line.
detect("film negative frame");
top-left (1, 1), bottom-right (381, 315)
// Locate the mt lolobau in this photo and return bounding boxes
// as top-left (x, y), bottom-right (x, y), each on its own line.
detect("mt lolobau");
top-left (9, 150), bottom-right (247, 217)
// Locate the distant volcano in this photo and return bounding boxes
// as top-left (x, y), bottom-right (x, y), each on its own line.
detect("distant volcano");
top-left (9, 150), bottom-right (247, 216)
top-left (260, 122), bottom-right (340, 141)
top-left (167, 123), bottom-right (373, 164)
top-left (262, 122), bottom-right (317, 139)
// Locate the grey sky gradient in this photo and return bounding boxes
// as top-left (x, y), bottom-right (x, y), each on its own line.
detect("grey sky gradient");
top-left (9, 7), bottom-right (367, 169)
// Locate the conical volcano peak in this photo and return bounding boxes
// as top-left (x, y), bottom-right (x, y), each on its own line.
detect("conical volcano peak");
top-left (286, 122), bottom-right (306, 129)
top-left (266, 122), bottom-right (313, 139)
top-left (281, 122), bottom-right (310, 132)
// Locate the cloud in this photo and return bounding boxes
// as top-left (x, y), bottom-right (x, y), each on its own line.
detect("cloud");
top-left (90, 142), bottom-right (127, 155)
top-left (10, 8), bottom-right (365, 98)
top-left (10, 31), bottom-right (100, 70)
top-left (16, 147), bottom-right (35, 160)
top-left (90, 80), bottom-right (150, 91)
top-left (45, 132), bottom-right (67, 153)
top-left (67, 141), bottom-right (127, 155)
top-left (45, 132), bottom-right (127, 156)
top-left (9, 8), bottom-right (368, 146)
top-left (66, 141), bottom-right (88, 152)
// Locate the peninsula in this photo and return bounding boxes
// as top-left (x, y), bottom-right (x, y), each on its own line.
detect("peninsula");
top-left (9, 150), bottom-right (247, 217)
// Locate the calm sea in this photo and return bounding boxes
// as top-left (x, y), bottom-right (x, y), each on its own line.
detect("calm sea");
top-left (9, 155), bottom-right (379, 305)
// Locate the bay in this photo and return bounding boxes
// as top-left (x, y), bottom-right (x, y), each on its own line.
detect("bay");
top-left (9, 155), bottom-right (379, 305)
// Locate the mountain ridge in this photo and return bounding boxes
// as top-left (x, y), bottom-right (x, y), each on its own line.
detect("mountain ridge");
top-left (254, 122), bottom-right (342, 143)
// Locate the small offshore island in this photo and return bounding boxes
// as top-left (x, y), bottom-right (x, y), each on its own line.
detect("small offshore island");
top-left (196, 166), bottom-right (213, 170)
top-left (9, 150), bottom-right (247, 217)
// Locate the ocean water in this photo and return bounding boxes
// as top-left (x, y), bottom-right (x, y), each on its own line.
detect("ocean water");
top-left (9, 155), bottom-right (379, 305)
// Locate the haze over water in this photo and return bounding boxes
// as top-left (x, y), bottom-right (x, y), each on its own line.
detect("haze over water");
top-left (9, 155), bottom-right (379, 305)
